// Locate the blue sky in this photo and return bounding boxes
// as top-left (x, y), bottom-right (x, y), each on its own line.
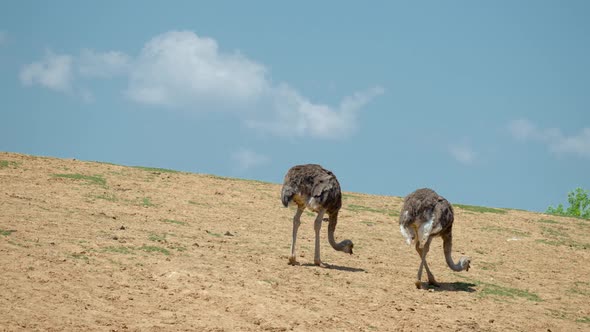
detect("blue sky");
top-left (1, 1), bottom-right (589, 212)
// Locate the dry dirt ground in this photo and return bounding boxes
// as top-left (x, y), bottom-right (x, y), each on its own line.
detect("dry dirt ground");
top-left (1, 152), bottom-right (589, 332)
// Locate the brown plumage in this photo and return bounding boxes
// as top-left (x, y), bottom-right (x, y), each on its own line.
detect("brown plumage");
top-left (399, 188), bottom-right (471, 288)
top-left (281, 164), bottom-right (353, 267)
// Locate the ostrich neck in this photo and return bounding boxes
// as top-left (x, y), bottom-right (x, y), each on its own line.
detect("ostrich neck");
top-left (327, 212), bottom-right (346, 251)
top-left (443, 233), bottom-right (465, 271)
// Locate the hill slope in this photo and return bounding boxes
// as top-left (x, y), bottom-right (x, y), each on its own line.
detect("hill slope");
top-left (1, 152), bottom-right (589, 331)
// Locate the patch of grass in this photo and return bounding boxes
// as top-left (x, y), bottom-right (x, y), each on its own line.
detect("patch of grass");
top-left (0, 160), bottom-right (20, 168)
top-left (8, 240), bottom-right (26, 247)
top-left (541, 226), bottom-right (569, 238)
top-left (360, 221), bottom-right (376, 226)
top-left (577, 317), bottom-right (590, 323)
top-left (95, 161), bottom-right (121, 166)
top-left (537, 219), bottom-right (560, 224)
top-left (567, 281), bottom-right (590, 296)
top-left (481, 282), bottom-right (541, 302)
top-left (342, 193), bottom-right (361, 200)
top-left (260, 279), bottom-right (279, 286)
top-left (207, 174), bottom-right (270, 185)
top-left (388, 210), bottom-right (400, 217)
top-left (348, 204), bottom-right (399, 217)
top-left (480, 226), bottom-right (530, 237)
top-left (188, 200), bottom-right (208, 206)
top-left (148, 233), bottom-right (167, 242)
top-left (138, 245), bottom-right (170, 255)
top-left (457, 275), bottom-right (541, 302)
top-left (95, 193), bottom-right (117, 202)
top-left (0, 229), bottom-right (16, 236)
top-left (454, 204), bottom-right (507, 214)
top-left (132, 166), bottom-right (179, 173)
top-left (535, 239), bottom-right (567, 247)
top-left (536, 225), bottom-right (588, 249)
top-left (205, 230), bottom-right (222, 237)
top-left (53, 173), bottom-right (106, 187)
top-left (107, 258), bottom-right (124, 266)
top-left (206, 175), bottom-right (233, 181)
top-left (171, 245), bottom-right (187, 252)
top-left (71, 253), bottom-right (89, 261)
top-left (479, 261), bottom-right (500, 271)
top-left (546, 309), bottom-right (568, 320)
top-left (348, 204), bottom-right (385, 213)
top-left (504, 207), bottom-right (529, 212)
top-left (162, 219), bottom-right (187, 226)
top-left (103, 246), bottom-right (133, 255)
top-left (141, 197), bottom-right (154, 207)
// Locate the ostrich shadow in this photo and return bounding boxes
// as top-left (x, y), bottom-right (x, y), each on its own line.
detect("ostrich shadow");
top-left (427, 281), bottom-right (477, 292)
top-left (301, 263), bottom-right (366, 273)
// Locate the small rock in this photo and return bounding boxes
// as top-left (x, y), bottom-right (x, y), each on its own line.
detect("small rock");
top-left (489, 319), bottom-right (495, 323)
top-left (119, 226), bottom-right (126, 230)
top-left (224, 231), bottom-right (234, 236)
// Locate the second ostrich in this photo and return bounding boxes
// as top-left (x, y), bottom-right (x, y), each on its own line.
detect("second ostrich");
top-left (399, 188), bottom-right (471, 289)
top-left (281, 164), bottom-right (354, 267)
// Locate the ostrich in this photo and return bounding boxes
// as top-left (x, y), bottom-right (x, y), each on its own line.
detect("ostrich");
top-left (399, 188), bottom-right (471, 289)
top-left (281, 164), bottom-right (354, 267)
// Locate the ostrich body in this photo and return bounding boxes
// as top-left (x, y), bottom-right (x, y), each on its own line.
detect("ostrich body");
top-left (281, 164), bottom-right (354, 266)
top-left (399, 188), bottom-right (471, 288)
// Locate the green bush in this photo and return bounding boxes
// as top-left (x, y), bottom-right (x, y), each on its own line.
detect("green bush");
top-left (546, 187), bottom-right (590, 219)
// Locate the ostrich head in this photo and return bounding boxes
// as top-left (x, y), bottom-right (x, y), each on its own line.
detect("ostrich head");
top-left (459, 256), bottom-right (471, 271)
top-left (340, 239), bottom-right (354, 255)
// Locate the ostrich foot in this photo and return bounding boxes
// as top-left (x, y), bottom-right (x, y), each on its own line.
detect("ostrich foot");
top-left (314, 260), bottom-right (328, 268)
top-left (288, 256), bottom-right (300, 266)
top-left (415, 280), bottom-right (422, 289)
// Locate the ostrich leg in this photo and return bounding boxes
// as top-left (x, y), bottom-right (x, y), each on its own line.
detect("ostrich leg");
top-left (288, 206), bottom-right (304, 265)
top-left (415, 238), bottom-right (439, 287)
top-left (313, 209), bottom-right (326, 267)
top-left (415, 237), bottom-right (434, 289)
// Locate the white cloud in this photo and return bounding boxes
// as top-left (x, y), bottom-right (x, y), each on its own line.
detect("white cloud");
top-left (20, 51), bottom-right (74, 92)
top-left (20, 49), bottom-right (130, 97)
top-left (247, 85), bottom-right (384, 139)
top-left (508, 118), bottom-right (537, 141)
top-left (508, 118), bottom-right (590, 158)
top-left (231, 148), bottom-right (270, 170)
top-left (548, 128), bottom-right (590, 158)
top-left (124, 31), bottom-right (382, 138)
top-left (449, 143), bottom-right (476, 165)
top-left (78, 49), bottom-right (131, 78)
top-left (20, 30), bottom-right (383, 139)
top-left (126, 31), bottom-right (268, 108)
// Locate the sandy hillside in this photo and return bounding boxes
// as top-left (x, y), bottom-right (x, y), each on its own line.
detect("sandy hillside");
top-left (1, 152), bottom-right (589, 331)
